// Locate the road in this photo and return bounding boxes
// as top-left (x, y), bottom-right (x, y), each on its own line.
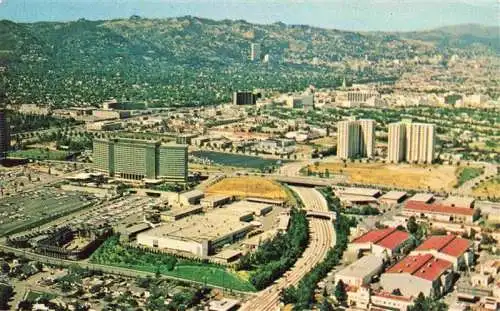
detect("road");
top-left (240, 186), bottom-right (335, 311)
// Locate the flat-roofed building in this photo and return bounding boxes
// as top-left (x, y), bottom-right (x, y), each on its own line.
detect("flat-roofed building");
top-left (335, 255), bottom-right (384, 287)
top-left (380, 254), bottom-right (453, 297)
top-left (209, 298), bottom-right (241, 311)
top-left (233, 91), bottom-right (257, 105)
top-left (178, 190), bottom-right (204, 206)
top-left (337, 119), bottom-right (375, 159)
top-left (442, 196), bottom-right (475, 209)
top-left (410, 235), bottom-right (473, 271)
top-left (201, 195), bottom-right (232, 209)
top-left (370, 291), bottom-right (414, 311)
top-left (407, 193), bottom-right (434, 203)
top-left (137, 201), bottom-right (272, 256)
top-left (93, 138), bottom-right (188, 182)
top-left (379, 191), bottom-right (408, 205)
top-left (349, 227), bottom-right (411, 258)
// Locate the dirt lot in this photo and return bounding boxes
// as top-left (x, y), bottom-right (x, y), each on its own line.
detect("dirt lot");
top-left (472, 176), bottom-right (500, 199)
top-left (307, 161), bottom-right (458, 191)
top-left (205, 177), bottom-right (288, 200)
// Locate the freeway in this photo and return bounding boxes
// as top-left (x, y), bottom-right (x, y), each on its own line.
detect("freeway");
top-left (240, 186), bottom-right (335, 311)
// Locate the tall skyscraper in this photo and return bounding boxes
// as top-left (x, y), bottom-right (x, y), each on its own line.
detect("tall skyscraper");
top-left (233, 91), bottom-right (257, 105)
top-left (337, 119), bottom-right (375, 159)
top-left (93, 138), bottom-right (188, 182)
top-left (0, 109), bottom-right (9, 160)
top-left (387, 121), bottom-right (435, 164)
top-left (387, 122), bottom-right (406, 163)
top-left (250, 43), bottom-right (261, 62)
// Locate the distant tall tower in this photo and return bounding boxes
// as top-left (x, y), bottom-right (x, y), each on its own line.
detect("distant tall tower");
top-left (337, 119), bottom-right (375, 159)
top-left (387, 121), bottom-right (435, 164)
top-left (0, 109), bottom-right (9, 160)
top-left (250, 43), bottom-right (261, 62)
top-left (342, 77), bottom-right (347, 89)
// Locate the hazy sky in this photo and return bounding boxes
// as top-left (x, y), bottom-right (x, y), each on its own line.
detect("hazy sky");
top-left (0, 0), bottom-right (498, 31)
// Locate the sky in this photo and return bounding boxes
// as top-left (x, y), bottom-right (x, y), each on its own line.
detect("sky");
top-left (0, 0), bottom-right (498, 31)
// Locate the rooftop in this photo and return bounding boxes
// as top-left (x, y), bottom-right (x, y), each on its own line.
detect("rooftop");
top-left (337, 254), bottom-right (383, 278)
top-left (442, 196), bottom-right (475, 209)
top-left (352, 227), bottom-right (410, 251)
top-left (407, 193), bottom-right (434, 203)
top-left (140, 201), bottom-right (271, 243)
top-left (386, 254), bottom-right (452, 281)
top-left (379, 191), bottom-right (407, 201)
top-left (414, 235), bottom-right (471, 258)
top-left (405, 201), bottom-right (475, 216)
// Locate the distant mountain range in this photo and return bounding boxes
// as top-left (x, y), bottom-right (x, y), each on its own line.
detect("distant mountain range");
top-left (0, 17), bottom-right (498, 107)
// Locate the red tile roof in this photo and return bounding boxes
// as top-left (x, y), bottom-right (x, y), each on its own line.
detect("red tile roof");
top-left (377, 230), bottom-right (411, 251)
top-left (352, 227), bottom-right (410, 250)
top-left (415, 235), bottom-right (471, 258)
top-left (386, 254), bottom-right (452, 281)
top-left (405, 201), bottom-right (475, 216)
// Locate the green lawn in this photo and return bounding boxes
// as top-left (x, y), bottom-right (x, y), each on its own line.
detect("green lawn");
top-left (456, 167), bottom-right (484, 187)
top-left (9, 148), bottom-right (69, 161)
top-left (90, 237), bottom-right (256, 292)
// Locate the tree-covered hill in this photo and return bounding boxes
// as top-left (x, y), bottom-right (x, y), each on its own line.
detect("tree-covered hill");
top-left (0, 17), bottom-right (498, 108)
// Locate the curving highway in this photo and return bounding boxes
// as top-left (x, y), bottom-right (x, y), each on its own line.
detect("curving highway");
top-left (240, 186), bottom-right (335, 311)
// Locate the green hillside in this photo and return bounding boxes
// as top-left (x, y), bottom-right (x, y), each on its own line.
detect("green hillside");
top-left (0, 17), bottom-right (497, 107)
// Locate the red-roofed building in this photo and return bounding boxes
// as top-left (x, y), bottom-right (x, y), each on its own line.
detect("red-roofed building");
top-left (346, 286), bottom-right (414, 311)
top-left (403, 200), bottom-right (478, 224)
top-left (380, 254), bottom-right (453, 297)
top-left (411, 235), bottom-right (473, 271)
top-left (349, 227), bottom-right (412, 258)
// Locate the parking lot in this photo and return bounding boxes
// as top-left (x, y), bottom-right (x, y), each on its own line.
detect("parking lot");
top-left (0, 188), bottom-right (97, 236)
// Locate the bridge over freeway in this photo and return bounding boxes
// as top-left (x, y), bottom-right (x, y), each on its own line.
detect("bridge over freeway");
top-left (306, 210), bottom-right (336, 221)
top-left (272, 176), bottom-right (334, 187)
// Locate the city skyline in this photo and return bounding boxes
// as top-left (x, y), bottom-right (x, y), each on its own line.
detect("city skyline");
top-left (0, 0), bottom-right (498, 31)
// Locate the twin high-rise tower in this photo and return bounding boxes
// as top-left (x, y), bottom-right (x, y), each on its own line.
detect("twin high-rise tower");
top-left (337, 119), bottom-right (435, 163)
top-left (337, 119), bottom-right (375, 159)
top-left (388, 121), bottom-right (435, 164)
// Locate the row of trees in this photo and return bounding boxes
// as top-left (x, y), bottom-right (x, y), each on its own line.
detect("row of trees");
top-left (236, 208), bottom-right (309, 290)
top-left (280, 213), bottom-right (356, 308)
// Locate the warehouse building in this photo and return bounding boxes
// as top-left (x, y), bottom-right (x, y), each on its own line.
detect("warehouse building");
top-left (349, 227), bottom-right (412, 258)
top-left (410, 235), bottom-right (472, 271)
top-left (335, 254), bottom-right (384, 287)
top-left (93, 138), bottom-right (188, 182)
top-left (137, 201), bottom-right (272, 257)
top-left (402, 200), bottom-right (477, 224)
top-left (380, 254), bottom-right (453, 297)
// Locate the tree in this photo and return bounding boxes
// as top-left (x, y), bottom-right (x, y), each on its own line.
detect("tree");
top-left (334, 280), bottom-right (347, 305)
top-left (0, 284), bottom-right (13, 310)
top-left (319, 297), bottom-right (334, 311)
top-left (407, 216), bottom-right (419, 234)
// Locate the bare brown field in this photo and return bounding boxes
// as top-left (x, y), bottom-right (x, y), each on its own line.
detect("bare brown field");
top-left (307, 162), bottom-right (457, 191)
top-left (472, 176), bottom-right (500, 199)
top-left (206, 177), bottom-right (287, 200)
